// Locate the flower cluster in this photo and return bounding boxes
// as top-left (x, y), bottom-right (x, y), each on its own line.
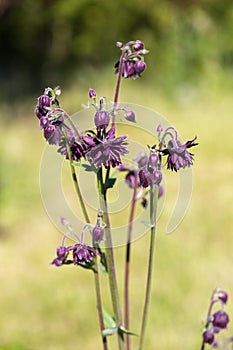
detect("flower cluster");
top-left (35, 87), bottom-right (128, 169)
top-left (114, 40), bottom-right (149, 79)
top-left (202, 288), bottom-right (230, 347)
top-left (51, 216), bottom-right (105, 269)
top-left (119, 150), bottom-right (163, 208)
top-left (158, 125), bottom-right (198, 172)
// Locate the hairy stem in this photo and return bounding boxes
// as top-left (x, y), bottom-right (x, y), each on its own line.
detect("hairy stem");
top-left (138, 184), bottom-right (159, 350)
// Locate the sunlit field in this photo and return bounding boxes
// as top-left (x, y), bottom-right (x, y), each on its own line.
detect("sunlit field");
top-left (0, 72), bottom-right (233, 350)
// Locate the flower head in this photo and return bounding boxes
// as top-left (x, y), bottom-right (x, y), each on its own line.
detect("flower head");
top-left (203, 330), bottom-right (215, 345)
top-left (159, 127), bottom-right (198, 172)
top-left (114, 40), bottom-right (149, 79)
top-left (85, 126), bottom-right (128, 169)
top-left (212, 310), bottom-right (229, 329)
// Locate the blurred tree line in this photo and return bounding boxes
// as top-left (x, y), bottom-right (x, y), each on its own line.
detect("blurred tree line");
top-left (0, 0), bottom-right (232, 100)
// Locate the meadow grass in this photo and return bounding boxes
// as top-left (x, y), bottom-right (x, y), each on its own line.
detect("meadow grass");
top-left (0, 74), bottom-right (232, 350)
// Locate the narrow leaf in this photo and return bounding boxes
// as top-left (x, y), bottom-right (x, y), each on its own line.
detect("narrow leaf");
top-left (103, 309), bottom-right (116, 328)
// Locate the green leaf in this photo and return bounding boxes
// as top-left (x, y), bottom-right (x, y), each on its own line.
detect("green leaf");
top-left (73, 162), bottom-right (97, 173)
top-left (103, 309), bottom-right (116, 328)
top-left (119, 325), bottom-right (138, 337)
top-left (98, 249), bottom-right (108, 274)
top-left (105, 170), bottom-right (118, 190)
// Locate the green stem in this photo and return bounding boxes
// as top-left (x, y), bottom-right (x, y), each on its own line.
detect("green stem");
top-left (97, 167), bottom-right (125, 350)
top-left (65, 132), bottom-right (107, 349)
top-left (93, 251), bottom-right (109, 350)
top-left (138, 184), bottom-right (159, 350)
top-left (124, 176), bottom-right (138, 350)
top-left (64, 131), bottom-right (90, 223)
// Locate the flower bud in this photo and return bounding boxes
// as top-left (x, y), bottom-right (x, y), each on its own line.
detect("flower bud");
top-left (213, 310), bottom-right (229, 329)
top-left (153, 170), bottom-right (162, 185)
top-left (135, 61), bottom-right (146, 74)
top-left (125, 110), bottom-right (136, 123)
top-left (217, 290), bottom-right (228, 304)
top-left (203, 330), bottom-right (214, 345)
top-left (139, 169), bottom-right (150, 188)
top-left (123, 61), bottom-right (135, 78)
top-left (92, 225), bottom-right (105, 244)
top-left (38, 95), bottom-right (51, 108)
top-left (89, 88), bottom-right (97, 99)
top-left (35, 105), bottom-right (46, 119)
top-left (133, 40), bottom-right (144, 51)
top-left (44, 125), bottom-right (56, 143)
top-left (94, 110), bottom-right (110, 131)
top-left (156, 124), bottom-right (163, 133)
top-left (40, 116), bottom-right (48, 129)
top-left (57, 246), bottom-right (67, 259)
top-left (149, 153), bottom-right (158, 168)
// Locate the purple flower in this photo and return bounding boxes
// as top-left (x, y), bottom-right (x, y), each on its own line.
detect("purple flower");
top-left (139, 168), bottom-right (150, 188)
top-left (125, 170), bottom-right (140, 189)
top-left (92, 225), bottom-right (105, 244)
top-left (72, 244), bottom-right (98, 265)
top-left (58, 138), bottom-right (85, 161)
top-left (51, 246), bottom-right (69, 266)
top-left (212, 310), bottom-right (229, 329)
top-left (124, 110), bottom-right (136, 123)
top-left (89, 88), bottom-right (97, 99)
top-left (94, 110), bottom-right (110, 132)
top-left (217, 290), bottom-right (228, 304)
top-left (165, 137), bottom-right (198, 172)
top-left (203, 330), bottom-right (215, 345)
top-left (135, 61), bottom-right (147, 74)
top-left (85, 127), bottom-right (128, 169)
top-left (133, 40), bottom-right (145, 51)
top-left (38, 94), bottom-right (51, 108)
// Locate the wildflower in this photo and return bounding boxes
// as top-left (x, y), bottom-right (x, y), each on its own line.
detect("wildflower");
top-left (89, 88), bottom-right (97, 99)
top-left (212, 310), bottom-right (229, 329)
top-left (85, 126), bottom-right (128, 169)
top-left (92, 210), bottom-right (105, 244)
top-left (125, 170), bottom-right (140, 189)
top-left (217, 290), bottom-right (228, 304)
top-left (114, 40), bottom-right (149, 79)
top-left (203, 330), bottom-right (215, 345)
top-left (94, 110), bottom-right (110, 132)
top-left (133, 40), bottom-right (145, 51)
top-left (166, 138), bottom-right (197, 172)
top-left (51, 246), bottom-right (69, 266)
top-left (124, 110), bottom-right (136, 123)
top-left (72, 244), bottom-right (98, 265)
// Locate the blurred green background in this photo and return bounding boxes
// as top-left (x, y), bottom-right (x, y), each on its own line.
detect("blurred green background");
top-left (0, 0), bottom-right (233, 349)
